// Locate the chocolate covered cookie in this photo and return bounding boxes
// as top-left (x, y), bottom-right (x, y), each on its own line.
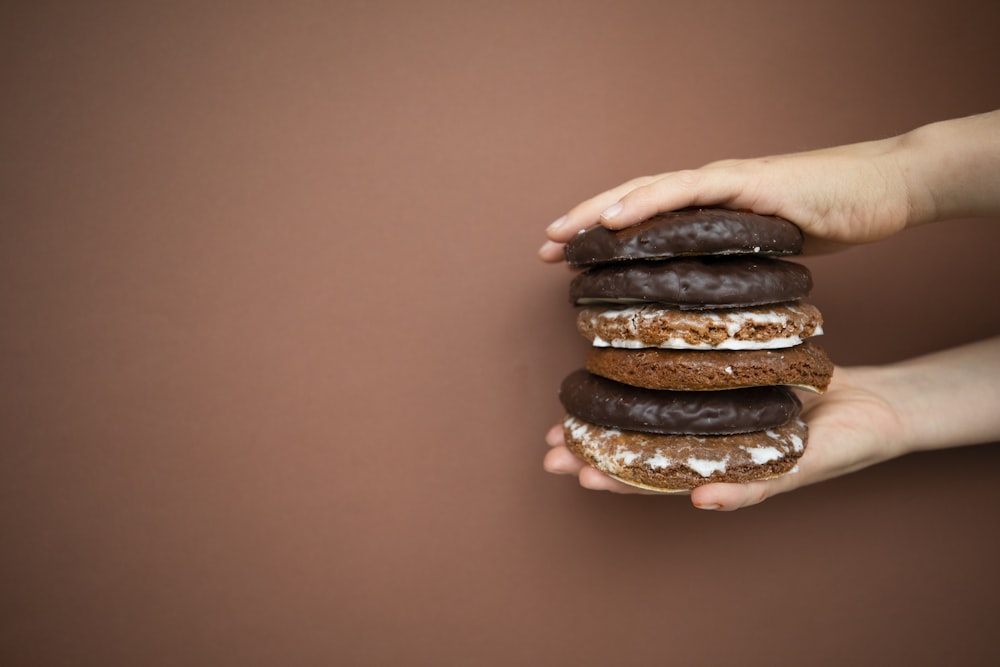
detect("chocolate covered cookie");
top-left (585, 341), bottom-right (834, 392)
top-left (562, 414), bottom-right (807, 492)
top-left (559, 369), bottom-right (802, 436)
top-left (564, 208), bottom-right (804, 267)
top-left (570, 256), bottom-right (813, 308)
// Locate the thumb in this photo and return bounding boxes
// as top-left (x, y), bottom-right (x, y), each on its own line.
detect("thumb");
top-left (689, 470), bottom-right (801, 511)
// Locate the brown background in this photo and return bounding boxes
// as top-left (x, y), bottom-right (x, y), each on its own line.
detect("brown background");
top-left (3, 1), bottom-right (1000, 665)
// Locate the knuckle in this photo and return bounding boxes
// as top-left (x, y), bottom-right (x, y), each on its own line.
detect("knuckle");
top-left (671, 168), bottom-right (703, 190)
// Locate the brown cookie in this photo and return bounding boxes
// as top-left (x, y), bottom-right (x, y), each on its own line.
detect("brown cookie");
top-left (562, 415), bottom-right (807, 492)
top-left (585, 341), bottom-right (834, 392)
top-left (559, 369), bottom-right (802, 435)
top-left (563, 208), bottom-right (804, 267)
top-left (576, 302), bottom-right (823, 350)
top-left (569, 256), bottom-right (813, 308)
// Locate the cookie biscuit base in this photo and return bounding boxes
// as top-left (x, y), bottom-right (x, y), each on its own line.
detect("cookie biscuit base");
top-left (563, 415), bottom-right (807, 492)
top-left (585, 341), bottom-right (833, 392)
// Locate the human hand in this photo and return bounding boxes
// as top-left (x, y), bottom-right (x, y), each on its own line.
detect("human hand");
top-left (539, 138), bottom-right (914, 261)
top-left (539, 110), bottom-right (1000, 262)
top-left (543, 366), bottom-right (908, 510)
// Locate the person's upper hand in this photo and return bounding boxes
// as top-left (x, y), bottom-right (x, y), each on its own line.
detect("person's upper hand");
top-left (539, 110), bottom-right (1000, 262)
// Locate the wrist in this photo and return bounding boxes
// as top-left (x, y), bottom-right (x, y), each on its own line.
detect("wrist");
top-left (873, 337), bottom-right (1000, 454)
top-left (891, 123), bottom-right (941, 228)
top-left (840, 363), bottom-right (924, 459)
top-left (893, 111), bottom-right (1000, 226)
top-left (862, 362), bottom-right (934, 456)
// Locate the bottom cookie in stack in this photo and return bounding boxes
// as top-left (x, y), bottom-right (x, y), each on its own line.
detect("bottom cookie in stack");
top-left (560, 296), bottom-right (832, 492)
top-left (559, 370), bottom-right (810, 492)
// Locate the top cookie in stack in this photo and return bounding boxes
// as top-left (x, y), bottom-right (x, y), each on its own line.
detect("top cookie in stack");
top-left (558, 208), bottom-right (833, 492)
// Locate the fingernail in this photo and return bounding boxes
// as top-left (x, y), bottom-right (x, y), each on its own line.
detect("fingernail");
top-left (695, 503), bottom-right (721, 511)
top-left (546, 215), bottom-right (567, 233)
top-left (600, 202), bottom-right (623, 220)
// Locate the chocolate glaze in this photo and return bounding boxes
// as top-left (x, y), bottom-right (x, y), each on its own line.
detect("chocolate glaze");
top-left (569, 256), bottom-right (812, 308)
top-left (564, 208), bottom-right (804, 267)
top-left (559, 369), bottom-right (801, 435)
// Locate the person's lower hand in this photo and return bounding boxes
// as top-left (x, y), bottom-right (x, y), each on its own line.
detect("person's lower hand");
top-left (543, 366), bottom-right (907, 510)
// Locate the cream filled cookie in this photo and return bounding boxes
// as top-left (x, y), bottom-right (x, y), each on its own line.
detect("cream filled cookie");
top-left (562, 414), bottom-right (807, 492)
top-left (576, 302), bottom-right (823, 350)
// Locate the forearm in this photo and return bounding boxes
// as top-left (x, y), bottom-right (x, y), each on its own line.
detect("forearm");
top-left (876, 336), bottom-right (1000, 454)
top-left (898, 110), bottom-right (1000, 226)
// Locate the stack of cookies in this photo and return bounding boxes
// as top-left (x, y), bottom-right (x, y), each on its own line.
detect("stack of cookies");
top-left (558, 209), bottom-right (833, 492)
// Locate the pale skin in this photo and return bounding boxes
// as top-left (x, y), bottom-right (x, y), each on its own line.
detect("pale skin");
top-left (539, 110), bottom-right (1000, 510)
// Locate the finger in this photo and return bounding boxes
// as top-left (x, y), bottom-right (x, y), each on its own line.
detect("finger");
top-left (601, 168), bottom-right (755, 230)
top-left (689, 428), bottom-right (831, 510)
top-left (545, 423), bottom-right (565, 447)
top-left (544, 439), bottom-right (663, 494)
top-left (537, 239), bottom-right (567, 263)
top-left (544, 175), bottom-right (659, 243)
top-left (689, 470), bottom-right (800, 511)
top-left (577, 466), bottom-right (659, 494)
top-left (689, 480), bottom-right (774, 510)
top-left (543, 446), bottom-right (587, 476)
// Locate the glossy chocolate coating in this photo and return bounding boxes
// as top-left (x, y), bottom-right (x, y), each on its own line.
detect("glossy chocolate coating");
top-left (564, 208), bottom-right (804, 267)
top-left (569, 256), bottom-right (812, 308)
top-left (559, 369), bottom-right (801, 435)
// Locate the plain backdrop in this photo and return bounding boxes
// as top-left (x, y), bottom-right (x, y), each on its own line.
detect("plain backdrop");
top-left (3, 1), bottom-right (1000, 665)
